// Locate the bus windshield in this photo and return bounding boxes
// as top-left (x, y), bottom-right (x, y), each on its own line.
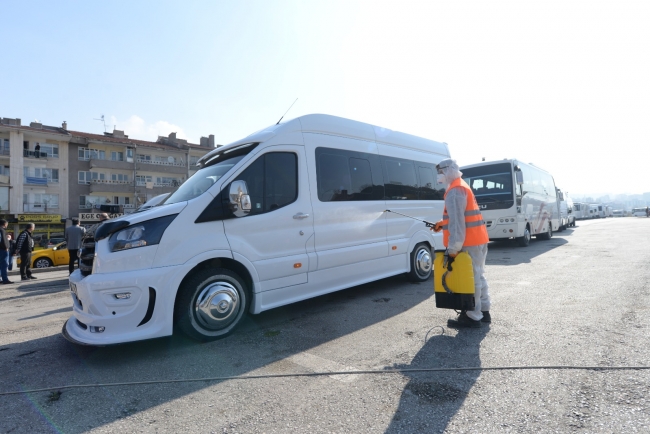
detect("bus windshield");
top-left (461, 163), bottom-right (515, 209)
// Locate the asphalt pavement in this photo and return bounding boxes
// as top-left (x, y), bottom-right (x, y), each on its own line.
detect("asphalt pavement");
top-left (1, 217), bottom-right (649, 433)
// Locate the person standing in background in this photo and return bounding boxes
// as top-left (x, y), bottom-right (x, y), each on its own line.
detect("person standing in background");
top-left (6, 233), bottom-right (16, 271)
top-left (34, 143), bottom-right (41, 158)
top-left (65, 218), bottom-right (86, 275)
top-left (0, 219), bottom-right (13, 284)
top-left (16, 223), bottom-right (36, 281)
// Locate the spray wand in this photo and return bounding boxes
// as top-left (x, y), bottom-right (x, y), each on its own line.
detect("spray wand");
top-left (384, 209), bottom-right (437, 228)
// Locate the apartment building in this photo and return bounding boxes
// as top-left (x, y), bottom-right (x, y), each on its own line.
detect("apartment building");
top-left (0, 117), bottom-right (71, 243)
top-left (1, 116), bottom-right (215, 243)
top-left (68, 129), bottom-right (214, 225)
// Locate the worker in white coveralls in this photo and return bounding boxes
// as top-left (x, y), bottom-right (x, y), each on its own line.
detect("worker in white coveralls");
top-left (432, 158), bottom-right (491, 328)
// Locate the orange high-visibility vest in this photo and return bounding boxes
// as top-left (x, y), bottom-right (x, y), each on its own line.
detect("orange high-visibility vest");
top-left (442, 178), bottom-right (489, 247)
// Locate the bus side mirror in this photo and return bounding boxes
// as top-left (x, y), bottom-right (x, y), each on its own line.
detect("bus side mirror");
top-left (515, 171), bottom-right (524, 185)
top-left (229, 180), bottom-right (252, 217)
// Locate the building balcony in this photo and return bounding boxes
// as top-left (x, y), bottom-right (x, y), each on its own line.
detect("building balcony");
top-left (137, 159), bottom-right (187, 174)
top-left (23, 150), bottom-right (52, 159)
top-left (89, 158), bottom-right (133, 170)
top-left (24, 177), bottom-right (58, 186)
top-left (0, 149), bottom-right (9, 158)
top-left (23, 202), bottom-right (59, 213)
top-left (0, 174), bottom-right (9, 184)
top-left (89, 179), bottom-right (135, 194)
top-left (136, 180), bottom-right (181, 188)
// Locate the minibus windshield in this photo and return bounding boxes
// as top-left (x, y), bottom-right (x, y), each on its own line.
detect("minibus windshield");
top-left (165, 155), bottom-right (245, 204)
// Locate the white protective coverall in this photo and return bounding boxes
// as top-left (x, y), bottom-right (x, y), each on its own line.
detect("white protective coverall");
top-left (438, 159), bottom-right (490, 322)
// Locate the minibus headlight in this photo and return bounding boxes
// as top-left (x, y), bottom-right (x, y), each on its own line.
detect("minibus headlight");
top-left (108, 214), bottom-right (177, 252)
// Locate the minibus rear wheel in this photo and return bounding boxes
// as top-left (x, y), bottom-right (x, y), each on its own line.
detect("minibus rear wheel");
top-left (174, 268), bottom-right (249, 342)
top-left (408, 243), bottom-right (433, 282)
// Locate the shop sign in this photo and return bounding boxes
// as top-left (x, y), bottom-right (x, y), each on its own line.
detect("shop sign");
top-left (79, 213), bottom-right (124, 221)
top-left (18, 214), bottom-right (62, 224)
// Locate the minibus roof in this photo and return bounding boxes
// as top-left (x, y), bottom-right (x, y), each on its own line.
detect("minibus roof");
top-left (198, 114), bottom-right (449, 166)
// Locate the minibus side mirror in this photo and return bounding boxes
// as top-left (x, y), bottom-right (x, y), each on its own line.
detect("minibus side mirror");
top-left (515, 170), bottom-right (524, 185)
top-left (229, 180), bottom-right (252, 217)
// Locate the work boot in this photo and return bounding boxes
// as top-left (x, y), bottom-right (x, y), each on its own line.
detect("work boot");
top-left (481, 311), bottom-right (491, 323)
top-left (447, 312), bottom-right (482, 328)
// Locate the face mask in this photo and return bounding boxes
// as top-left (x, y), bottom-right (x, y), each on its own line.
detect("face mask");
top-left (437, 173), bottom-right (446, 184)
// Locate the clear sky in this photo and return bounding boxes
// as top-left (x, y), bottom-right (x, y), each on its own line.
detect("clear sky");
top-left (2, 1), bottom-right (649, 197)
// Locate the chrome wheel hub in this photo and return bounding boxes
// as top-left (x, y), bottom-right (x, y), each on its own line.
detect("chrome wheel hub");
top-left (415, 249), bottom-right (432, 276)
top-left (195, 282), bottom-right (240, 330)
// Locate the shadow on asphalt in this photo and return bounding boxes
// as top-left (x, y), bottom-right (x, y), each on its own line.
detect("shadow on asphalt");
top-left (0, 273), bottom-right (434, 433)
top-left (18, 307), bottom-right (72, 321)
top-left (2, 278), bottom-right (70, 302)
top-left (486, 230), bottom-right (570, 266)
top-left (386, 324), bottom-right (489, 433)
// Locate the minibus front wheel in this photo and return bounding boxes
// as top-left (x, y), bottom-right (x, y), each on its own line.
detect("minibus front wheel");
top-left (174, 268), bottom-right (249, 341)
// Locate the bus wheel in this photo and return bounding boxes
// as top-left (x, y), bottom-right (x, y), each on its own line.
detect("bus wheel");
top-left (408, 243), bottom-right (432, 282)
top-left (174, 268), bottom-right (249, 342)
top-left (538, 222), bottom-right (552, 240)
top-left (516, 226), bottom-right (531, 247)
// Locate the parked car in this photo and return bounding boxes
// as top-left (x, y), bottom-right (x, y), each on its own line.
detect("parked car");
top-left (17, 242), bottom-right (70, 268)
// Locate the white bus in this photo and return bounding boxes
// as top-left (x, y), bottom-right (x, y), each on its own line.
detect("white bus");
top-left (573, 202), bottom-right (589, 220)
top-left (460, 159), bottom-right (560, 247)
top-left (604, 206), bottom-right (613, 218)
top-left (591, 204), bottom-right (605, 218)
top-left (64, 114), bottom-right (451, 345)
top-left (556, 188), bottom-right (575, 230)
top-left (632, 207), bottom-right (648, 217)
top-left (588, 204), bottom-right (599, 219)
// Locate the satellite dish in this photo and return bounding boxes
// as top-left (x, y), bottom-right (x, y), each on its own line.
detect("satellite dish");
top-left (168, 156), bottom-right (174, 163)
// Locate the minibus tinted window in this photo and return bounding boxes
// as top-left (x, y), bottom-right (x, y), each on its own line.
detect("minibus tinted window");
top-left (318, 153), bottom-right (351, 201)
top-left (315, 147), bottom-right (383, 201)
top-left (234, 152), bottom-right (297, 215)
top-left (418, 166), bottom-right (444, 200)
top-left (349, 158), bottom-right (373, 197)
top-left (383, 157), bottom-right (418, 200)
top-left (165, 155), bottom-right (245, 204)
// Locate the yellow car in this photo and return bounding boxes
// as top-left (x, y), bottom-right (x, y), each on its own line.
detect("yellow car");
top-left (17, 242), bottom-right (70, 268)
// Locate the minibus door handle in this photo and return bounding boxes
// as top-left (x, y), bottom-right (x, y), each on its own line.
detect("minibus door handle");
top-left (293, 213), bottom-right (310, 219)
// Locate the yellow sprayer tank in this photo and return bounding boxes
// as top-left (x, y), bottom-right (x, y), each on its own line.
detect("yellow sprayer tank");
top-left (434, 251), bottom-right (475, 310)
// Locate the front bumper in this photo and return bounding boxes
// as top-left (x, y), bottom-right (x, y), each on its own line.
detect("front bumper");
top-left (63, 267), bottom-right (180, 346)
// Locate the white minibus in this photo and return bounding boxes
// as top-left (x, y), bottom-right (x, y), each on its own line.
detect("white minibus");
top-left (64, 114), bottom-right (451, 345)
top-left (632, 207), bottom-right (648, 217)
top-left (460, 159), bottom-right (560, 247)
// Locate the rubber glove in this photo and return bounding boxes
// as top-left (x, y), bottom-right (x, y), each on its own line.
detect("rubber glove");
top-left (430, 220), bottom-right (444, 232)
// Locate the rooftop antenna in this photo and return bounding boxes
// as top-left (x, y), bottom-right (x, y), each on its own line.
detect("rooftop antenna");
top-left (276, 98), bottom-right (298, 125)
top-left (94, 114), bottom-right (108, 132)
